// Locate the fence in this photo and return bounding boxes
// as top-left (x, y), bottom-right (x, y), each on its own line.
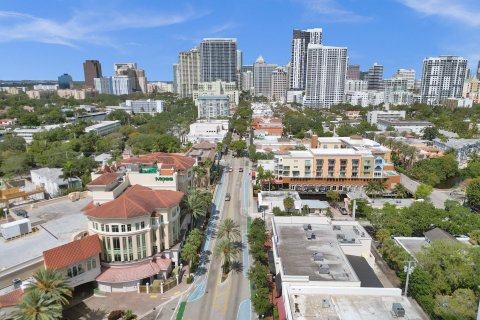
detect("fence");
top-left (138, 275), bottom-right (181, 294)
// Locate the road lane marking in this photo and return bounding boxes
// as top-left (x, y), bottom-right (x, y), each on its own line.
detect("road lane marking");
top-left (236, 299), bottom-right (251, 320)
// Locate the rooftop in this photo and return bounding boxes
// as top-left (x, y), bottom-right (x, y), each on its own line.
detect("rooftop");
top-left (120, 152), bottom-right (195, 171)
top-left (377, 119), bottom-right (433, 126)
top-left (275, 221), bottom-right (373, 282)
top-left (96, 258), bottom-right (171, 283)
top-left (43, 235), bottom-right (102, 269)
top-left (83, 185), bottom-right (184, 219)
top-left (0, 196), bottom-right (91, 271)
top-left (88, 173), bottom-right (120, 186)
top-left (30, 167), bottom-right (79, 184)
top-left (433, 138), bottom-right (480, 149)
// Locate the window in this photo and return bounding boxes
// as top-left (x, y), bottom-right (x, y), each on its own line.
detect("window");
top-left (121, 225), bottom-right (126, 232)
top-left (127, 224), bottom-right (131, 232)
top-left (135, 223), bottom-right (140, 231)
top-left (101, 224), bottom-right (104, 232)
top-left (111, 225), bottom-right (119, 233)
top-left (105, 225), bottom-right (110, 232)
top-left (113, 237), bottom-right (121, 262)
top-left (87, 258), bottom-right (97, 270)
top-left (141, 221), bottom-right (145, 229)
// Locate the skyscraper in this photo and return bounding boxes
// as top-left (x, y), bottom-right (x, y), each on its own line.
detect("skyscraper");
top-left (200, 38), bottom-right (237, 84)
top-left (253, 56), bottom-right (277, 97)
top-left (366, 63), bottom-right (384, 90)
top-left (241, 65), bottom-right (254, 93)
top-left (289, 28), bottom-right (323, 90)
top-left (177, 47), bottom-right (200, 98)
top-left (477, 61), bottom-right (480, 79)
top-left (393, 69), bottom-right (416, 90)
top-left (236, 49), bottom-right (243, 88)
top-left (304, 44), bottom-right (348, 108)
top-left (271, 67), bottom-right (288, 102)
top-left (347, 64), bottom-right (360, 80)
top-left (83, 60), bottom-right (102, 89)
top-left (114, 63), bottom-right (147, 93)
top-left (420, 56), bottom-right (467, 105)
top-left (58, 73), bottom-right (73, 89)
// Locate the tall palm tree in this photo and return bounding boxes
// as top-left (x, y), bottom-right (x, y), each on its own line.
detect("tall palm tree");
top-left (184, 191), bottom-right (208, 228)
top-left (14, 290), bottom-right (63, 320)
top-left (214, 239), bottom-right (240, 274)
top-left (61, 160), bottom-right (75, 190)
top-left (365, 180), bottom-right (386, 198)
top-left (263, 170), bottom-right (274, 191)
top-left (25, 269), bottom-right (72, 306)
top-left (217, 218), bottom-right (241, 242)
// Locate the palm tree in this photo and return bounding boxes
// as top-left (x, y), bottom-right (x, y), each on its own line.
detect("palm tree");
top-left (217, 218), bottom-right (241, 242)
top-left (25, 269), bottom-right (72, 306)
top-left (61, 160), bottom-right (75, 190)
top-left (365, 180), bottom-right (386, 198)
top-left (283, 196), bottom-right (295, 214)
top-left (214, 239), bottom-right (240, 274)
top-left (393, 183), bottom-right (408, 199)
top-left (14, 290), bottom-right (63, 320)
top-left (181, 242), bottom-right (199, 270)
top-left (256, 165), bottom-right (265, 189)
top-left (263, 171), bottom-right (274, 191)
top-left (184, 191), bottom-right (208, 228)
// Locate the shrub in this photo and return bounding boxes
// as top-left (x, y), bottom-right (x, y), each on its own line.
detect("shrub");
top-left (186, 275), bottom-right (194, 284)
top-left (108, 310), bottom-right (125, 320)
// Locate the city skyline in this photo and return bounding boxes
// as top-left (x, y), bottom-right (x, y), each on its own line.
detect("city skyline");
top-left (0, 0), bottom-right (480, 80)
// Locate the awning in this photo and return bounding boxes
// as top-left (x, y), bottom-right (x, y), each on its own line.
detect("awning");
top-left (96, 258), bottom-right (171, 283)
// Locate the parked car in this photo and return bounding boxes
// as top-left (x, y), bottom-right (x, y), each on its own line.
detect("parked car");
top-left (229, 167), bottom-right (233, 172)
top-left (239, 168), bottom-right (244, 172)
top-left (340, 208), bottom-right (348, 215)
top-left (13, 209), bottom-right (28, 218)
top-left (225, 193), bottom-right (231, 201)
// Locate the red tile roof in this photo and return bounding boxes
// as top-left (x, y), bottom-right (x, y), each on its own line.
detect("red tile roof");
top-left (96, 258), bottom-right (172, 283)
top-left (0, 288), bottom-right (23, 308)
top-left (88, 173), bottom-right (120, 186)
top-left (43, 235), bottom-right (102, 269)
top-left (83, 185), bottom-right (184, 219)
top-left (120, 152), bottom-right (195, 171)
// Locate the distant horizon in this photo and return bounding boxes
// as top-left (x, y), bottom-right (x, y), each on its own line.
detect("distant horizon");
top-left (0, 0), bottom-right (479, 80)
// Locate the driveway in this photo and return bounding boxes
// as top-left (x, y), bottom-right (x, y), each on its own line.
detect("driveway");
top-left (400, 173), bottom-right (454, 209)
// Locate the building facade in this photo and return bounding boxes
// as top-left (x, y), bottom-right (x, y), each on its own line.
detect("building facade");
top-left (114, 63), bottom-right (147, 93)
top-left (177, 47), bottom-right (201, 98)
top-left (271, 67), bottom-right (288, 102)
top-left (463, 76), bottom-right (480, 104)
top-left (192, 81), bottom-right (239, 106)
top-left (83, 60), bottom-right (102, 89)
top-left (345, 80), bottom-right (368, 92)
top-left (241, 65), bottom-right (254, 92)
top-left (197, 96), bottom-right (230, 119)
top-left (346, 64), bottom-right (360, 80)
top-left (58, 73), bottom-right (73, 89)
top-left (420, 56), bottom-right (467, 105)
top-left (112, 76), bottom-right (132, 95)
top-left (304, 44), bottom-right (348, 108)
top-left (94, 77), bottom-right (113, 95)
top-left (122, 100), bottom-right (164, 115)
top-left (366, 63), bottom-right (383, 91)
top-left (85, 121), bottom-right (121, 136)
top-left (393, 69), bottom-right (415, 90)
top-left (200, 38), bottom-right (237, 85)
top-left (383, 78), bottom-right (414, 105)
top-left (253, 56), bottom-right (277, 98)
top-left (289, 28), bottom-right (323, 90)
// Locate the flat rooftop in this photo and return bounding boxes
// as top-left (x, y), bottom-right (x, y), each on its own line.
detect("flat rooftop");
top-left (288, 292), bottom-right (427, 320)
top-left (0, 197), bottom-right (91, 270)
top-left (275, 223), bottom-right (363, 282)
top-left (394, 237), bottom-right (427, 257)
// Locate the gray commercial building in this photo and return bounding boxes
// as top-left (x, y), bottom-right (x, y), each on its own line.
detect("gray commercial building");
top-left (366, 63), bottom-right (384, 91)
top-left (347, 64), bottom-right (360, 80)
top-left (200, 38), bottom-right (238, 85)
top-left (253, 56), bottom-right (277, 98)
top-left (177, 47), bottom-right (200, 98)
top-left (420, 56), bottom-right (467, 105)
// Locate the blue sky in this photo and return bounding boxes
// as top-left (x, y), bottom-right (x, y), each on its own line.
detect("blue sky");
top-left (0, 0), bottom-right (479, 81)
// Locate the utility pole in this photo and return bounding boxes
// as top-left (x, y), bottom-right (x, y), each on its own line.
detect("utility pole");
top-left (404, 260), bottom-right (415, 296)
top-left (352, 199), bottom-right (357, 220)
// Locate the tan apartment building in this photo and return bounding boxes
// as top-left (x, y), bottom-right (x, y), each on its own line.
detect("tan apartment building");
top-left (273, 136), bottom-right (399, 193)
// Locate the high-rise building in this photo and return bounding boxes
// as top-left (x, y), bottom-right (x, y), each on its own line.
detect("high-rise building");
top-left (477, 61), bottom-right (480, 79)
top-left (173, 64), bottom-right (179, 94)
top-left (114, 63), bottom-right (147, 93)
top-left (304, 44), bottom-right (348, 108)
top-left (236, 49), bottom-right (243, 89)
top-left (384, 78), bottom-right (413, 105)
top-left (420, 56), bottom-right (467, 105)
top-left (200, 38), bottom-right (237, 85)
top-left (289, 28), bottom-right (323, 90)
top-left (253, 56), bottom-right (277, 98)
top-left (112, 76), bottom-right (132, 95)
top-left (83, 60), bottom-right (102, 89)
top-left (241, 65), bottom-right (253, 92)
top-left (58, 73), bottom-right (73, 89)
top-left (271, 67), bottom-right (288, 102)
top-left (197, 96), bottom-right (230, 119)
top-left (94, 77), bottom-right (113, 95)
top-left (366, 63), bottom-right (384, 91)
top-left (177, 47), bottom-right (200, 98)
top-left (393, 69), bottom-right (415, 90)
top-left (347, 64), bottom-right (360, 80)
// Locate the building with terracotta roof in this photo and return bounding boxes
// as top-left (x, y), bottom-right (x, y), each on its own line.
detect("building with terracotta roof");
top-left (42, 235), bottom-right (102, 287)
top-left (82, 185), bottom-right (183, 292)
top-left (251, 117), bottom-right (283, 136)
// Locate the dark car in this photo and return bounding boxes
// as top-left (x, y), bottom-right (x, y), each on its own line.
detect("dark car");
top-left (13, 209), bottom-right (28, 218)
top-left (239, 168), bottom-right (244, 172)
top-left (225, 193), bottom-right (231, 201)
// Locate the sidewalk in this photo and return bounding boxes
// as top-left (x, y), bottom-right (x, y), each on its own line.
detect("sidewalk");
top-left (64, 274), bottom-right (193, 320)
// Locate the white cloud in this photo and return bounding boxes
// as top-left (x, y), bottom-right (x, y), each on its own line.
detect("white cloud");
top-left (0, 7), bottom-right (208, 47)
top-left (399, 0), bottom-right (480, 27)
top-left (294, 0), bottom-right (369, 23)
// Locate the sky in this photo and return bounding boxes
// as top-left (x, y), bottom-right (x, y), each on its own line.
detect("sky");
top-left (0, 0), bottom-right (479, 81)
